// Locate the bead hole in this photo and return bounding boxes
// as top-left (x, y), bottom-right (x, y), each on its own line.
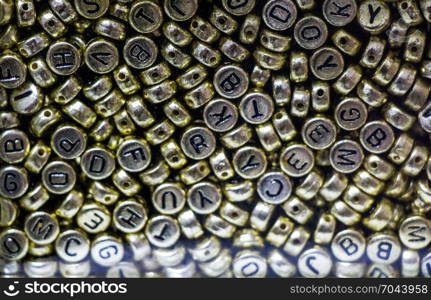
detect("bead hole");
top-left (218, 16), bottom-right (227, 25)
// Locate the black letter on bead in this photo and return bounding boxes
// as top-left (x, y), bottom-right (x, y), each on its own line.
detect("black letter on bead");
top-left (269, 5), bottom-right (291, 23)
top-left (83, 0), bottom-right (100, 13)
top-left (53, 52), bottom-right (74, 69)
top-left (48, 172), bottom-right (68, 186)
top-left (308, 124), bottom-right (330, 143)
top-left (190, 134), bottom-right (208, 154)
top-left (4, 173), bottom-right (17, 192)
top-left (340, 108), bottom-right (360, 121)
top-left (197, 190), bottom-right (213, 208)
top-left (330, 2), bottom-right (351, 17)
top-left (220, 72), bottom-right (241, 92)
top-left (265, 179), bottom-right (283, 197)
top-left (60, 139), bottom-right (80, 153)
top-left (89, 154), bottom-right (106, 173)
top-left (317, 55), bottom-right (337, 70)
top-left (3, 236), bottom-right (20, 254)
top-left (161, 191), bottom-right (177, 209)
top-left (368, 4), bottom-right (381, 24)
top-left (241, 155), bottom-right (260, 171)
top-left (287, 153), bottom-right (308, 171)
top-left (119, 207), bottom-right (143, 228)
top-left (228, 0), bottom-right (248, 9)
top-left (123, 147), bottom-right (146, 161)
top-left (301, 26), bottom-right (321, 41)
top-left (366, 128), bottom-right (386, 147)
top-left (210, 106), bottom-right (232, 126)
top-left (336, 149), bottom-right (357, 165)
top-left (4, 139), bottom-right (24, 153)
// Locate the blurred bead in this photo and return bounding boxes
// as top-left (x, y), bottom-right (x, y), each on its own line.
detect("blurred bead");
top-left (421, 252), bottom-right (431, 277)
top-left (402, 145), bottom-right (428, 177)
top-left (260, 30), bottom-right (291, 53)
top-left (319, 172), bottom-right (348, 202)
top-left (332, 228), bottom-right (366, 262)
top-left (282, 196), bottom-right (313, 224)
top-left (388, 63), bottom-right (416, 96)
top-left (28, 57), bottom-right (57, 88)
top-left (250, 201), bottom-right (274, 232)
top-left (250, 65), bottom-right (271, 87)
top-left (332, 29), bottom-right (360, 56)
top-left (183, 81), bottom-right (214, 108)
top-left (112, 169), bottom-right (141, 196)
top-left (0, 25), bottom-right (18, 50)
top-left (49, 0), bottom-right (77, 24)
top-left (55, 190), bottom-right (84, 219)
top-left (272, 109), bottom-right (297, 142)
